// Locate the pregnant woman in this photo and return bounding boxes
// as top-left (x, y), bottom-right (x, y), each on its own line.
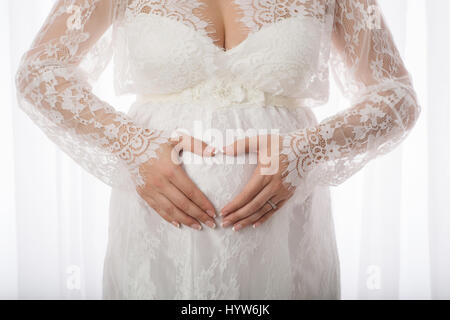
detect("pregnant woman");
top-left (15, 0), bottom-right (420, 299)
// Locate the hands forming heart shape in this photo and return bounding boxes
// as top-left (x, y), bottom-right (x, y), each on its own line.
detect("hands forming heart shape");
top-left (136, 133), bottom-right (295, 232)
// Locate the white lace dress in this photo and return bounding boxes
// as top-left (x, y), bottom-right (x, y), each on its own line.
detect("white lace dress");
top-left (15, 0), bottom-right (421, 299)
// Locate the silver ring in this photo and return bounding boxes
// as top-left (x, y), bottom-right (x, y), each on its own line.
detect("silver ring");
top-left (267, 199), bottom-right (277, 210)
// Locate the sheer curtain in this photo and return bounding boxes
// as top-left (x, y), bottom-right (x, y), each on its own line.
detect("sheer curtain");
top-left (1, 0), bottom-right (448, 299)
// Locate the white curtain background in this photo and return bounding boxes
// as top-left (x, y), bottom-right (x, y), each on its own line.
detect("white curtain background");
top-left (0, 0), bottom-right (449, 300)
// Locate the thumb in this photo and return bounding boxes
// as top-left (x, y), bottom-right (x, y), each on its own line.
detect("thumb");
top-left (180, 135), bottom-right (216, 157)
top-left (222, 136), bottom-right (259, 156)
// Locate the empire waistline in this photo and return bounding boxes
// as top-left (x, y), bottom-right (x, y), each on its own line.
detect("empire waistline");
top-left (134, 82), bottom-right (304, 110)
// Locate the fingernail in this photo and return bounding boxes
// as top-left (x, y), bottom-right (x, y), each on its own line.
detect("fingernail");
top-left (233, 224), bottom-right (241, 232)
top-left (204, 146), bottom-right (215, 156)
top-left (171, 221), bottom-right (180, 228)
top-left (253, 222), bottom-right (260, 228)
top-left (222, 220), bottom-right (231, 228)
top-left (222, 147), bottom-right (228, 155)
top-left (207, 210), bottom-right (216, 218)
top-left (206, 221), bottom-right (216, 229)
top-left (191, 223), bottom-right (202, 231)
top-left (220, 210), bottom-right (227, 216)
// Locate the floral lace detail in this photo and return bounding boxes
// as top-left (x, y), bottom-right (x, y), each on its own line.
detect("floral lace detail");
top-left (125, 0), bottom-right (221, 45)
top-left (280, 0), bottom-right (421, 192)
top-left (15, 0), bottom-right (170, 191)
top-left (234, 0), bottom-right (332, 32)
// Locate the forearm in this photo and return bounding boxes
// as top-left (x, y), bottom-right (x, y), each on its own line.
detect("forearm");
top-left (14, 0), bottom-right (170, 190)
top-left (280, 79), bottom-right (420, 188)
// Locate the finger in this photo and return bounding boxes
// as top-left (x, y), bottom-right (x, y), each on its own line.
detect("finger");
top-left (231, 201), bottom-right (274, 232)
top-left (222, 135), bottom-right (259, 156)
top-left (268, 193), bottom-right (287, 205)
top-left (253, 198), bottom-right (288, 228)
top-left (230, 190), bottom-right (289, 231)
top-left (153, 191), bottom-right (204, 230)
top-left (162, 181), bottom-right (216, 229)
top-left (220, 169), bottom-right (267, 217)
top-left (169, 166), bottom-right (216, 218)
top-left (141, 193), bottom-right (181, 229)
top-left (180, 135), bottom-right (216, 157)
top-left (221, 182), bottom-right (274, 227)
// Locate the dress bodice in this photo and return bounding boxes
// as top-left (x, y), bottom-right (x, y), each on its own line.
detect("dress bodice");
top-left (113, 0), bottom-right (334, 107)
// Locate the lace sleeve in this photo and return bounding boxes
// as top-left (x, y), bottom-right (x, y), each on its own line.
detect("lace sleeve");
top-left (280, 0), bottom-right (421, 198)
top-left (15, 0), bottom-right (170, 191)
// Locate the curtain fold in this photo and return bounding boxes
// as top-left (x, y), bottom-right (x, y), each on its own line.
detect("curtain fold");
top-left (1, 0), bottom-right (449, 299)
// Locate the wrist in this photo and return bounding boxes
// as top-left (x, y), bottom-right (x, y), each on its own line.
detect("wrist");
top-left (280, 128), bottom-right (316, 175)
top-left (125, 128), bottom-right (171, 188)
top-left (279, 127), bottom-right (326, 202)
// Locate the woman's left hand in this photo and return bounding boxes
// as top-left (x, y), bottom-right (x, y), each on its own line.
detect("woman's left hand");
top-left (219, 134), bottom-right (296, 231)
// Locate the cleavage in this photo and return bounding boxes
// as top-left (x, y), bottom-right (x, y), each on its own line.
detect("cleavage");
top-left (196, 0), bottom-right (249, 52)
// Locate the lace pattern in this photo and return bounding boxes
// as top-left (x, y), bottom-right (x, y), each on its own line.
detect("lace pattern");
top-left (235, 0), bottom-right (332, 32)
top-left (125, 0), bottom-right (219, 41)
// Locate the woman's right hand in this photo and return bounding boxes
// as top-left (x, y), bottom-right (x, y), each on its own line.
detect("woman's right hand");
top-left (136, 134), bottom-right (217, 230)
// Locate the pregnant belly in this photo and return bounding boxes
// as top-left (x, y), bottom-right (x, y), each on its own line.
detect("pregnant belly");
top-left (180, 151), bottom-right (258, 211)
